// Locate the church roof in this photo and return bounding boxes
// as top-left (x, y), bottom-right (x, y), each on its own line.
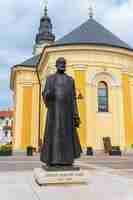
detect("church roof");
top-left (54, 18), bottom-right (131, 50)
top-left (18, 18), bottom-right (132, 68)
top-left (19, 55), bottom-right (40, 67)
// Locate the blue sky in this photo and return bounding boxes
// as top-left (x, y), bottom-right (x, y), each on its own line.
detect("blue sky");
top-left (0, 0), bottom-right (132, 110)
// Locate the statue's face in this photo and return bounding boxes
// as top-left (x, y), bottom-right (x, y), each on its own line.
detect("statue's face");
top-left (56, 58), bottom-right (66, 73)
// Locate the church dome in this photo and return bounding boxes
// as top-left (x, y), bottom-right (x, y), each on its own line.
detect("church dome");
top-left (54, 18), bottom-right (132, 51)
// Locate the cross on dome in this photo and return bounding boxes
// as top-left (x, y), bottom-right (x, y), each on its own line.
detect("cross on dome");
top-left (88, 0), bottom-right (94, 19)
top-left (40, 0), bottom-right (48, 16)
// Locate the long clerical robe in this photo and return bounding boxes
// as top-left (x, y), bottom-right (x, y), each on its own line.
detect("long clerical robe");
top-left (40, 72), bottom-right (82, 165)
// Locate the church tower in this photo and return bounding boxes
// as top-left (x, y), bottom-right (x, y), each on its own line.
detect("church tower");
top-left (33, 4), bottom-right (55, 55)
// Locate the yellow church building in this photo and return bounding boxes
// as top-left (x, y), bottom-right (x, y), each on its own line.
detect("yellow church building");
top-left (10, 6), bottom-right (133, 152)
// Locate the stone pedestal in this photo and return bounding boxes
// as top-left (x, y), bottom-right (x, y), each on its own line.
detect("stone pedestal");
top-left (34, 166), bottom-right (89, 186)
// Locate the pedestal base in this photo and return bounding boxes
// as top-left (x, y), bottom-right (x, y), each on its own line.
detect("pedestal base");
top-left (34, 166), bottom-right (89, 186)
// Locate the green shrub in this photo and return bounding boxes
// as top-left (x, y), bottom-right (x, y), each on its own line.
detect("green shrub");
top-left (0, 145), bottom-right (12, 152)
top-left (112, 146), bottom-right (120, 151)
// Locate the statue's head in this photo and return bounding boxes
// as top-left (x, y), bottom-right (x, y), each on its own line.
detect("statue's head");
top-left (56, 57), bottom-right (66, 73)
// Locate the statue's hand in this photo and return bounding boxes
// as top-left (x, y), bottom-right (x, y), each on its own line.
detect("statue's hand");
top-left (42, 89), bottom-right (55, 107)
top-left (74, 115), bottom-right (81, 128)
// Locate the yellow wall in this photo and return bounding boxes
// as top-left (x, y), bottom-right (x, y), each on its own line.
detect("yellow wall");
top-left (74, 70), bottom-right (86, 148)
top-left (30, 82), bottom-right (40, 149)
top-left (14, 81), bottom-right (24, 149)
top-left (12, 93), bottom-right (16, 146)
top-left (40, 66), bottom-right (125, 150)
top-left (12, 69), bottom-right (40, 151)
top-left (40, 96), bottom-right (47, 142)
top-left (85, 67), bottom-right (125, 149)
top-left (12, 45), bottom-right (133, 151)
top-left (39, 46), bottom-right (127, 150)
top-left (21, 86), bottom-right (33, 150)
top-left (122, 74), bottom-right (133, 146)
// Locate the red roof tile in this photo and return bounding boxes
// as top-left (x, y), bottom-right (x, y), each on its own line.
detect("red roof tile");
top-left (0, 111), bottom-right (13, 118)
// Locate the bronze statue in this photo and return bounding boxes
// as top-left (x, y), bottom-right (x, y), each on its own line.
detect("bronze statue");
top-left (40, 57), bottom-right (82, 167)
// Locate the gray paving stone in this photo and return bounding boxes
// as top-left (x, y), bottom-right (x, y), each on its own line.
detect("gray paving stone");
top-left (0, 158), bottom-right (133, 200)
top-left (0, 184), bottom-right (37, 200)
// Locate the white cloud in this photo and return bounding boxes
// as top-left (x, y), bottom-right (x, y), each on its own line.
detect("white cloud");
top-left (102, 0), bottom-right (133, 45)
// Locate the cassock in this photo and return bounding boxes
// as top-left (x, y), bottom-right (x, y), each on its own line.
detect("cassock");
top-left (40, 72), bottom-right (82, 165)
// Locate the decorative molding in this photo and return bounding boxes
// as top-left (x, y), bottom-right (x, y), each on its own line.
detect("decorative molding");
top-left (22, 83), bottom-right (33, 86)
top-left (16, 81), bottom-right (38, 85)
top-left (40, 47), bottom-right (133, 71)
top-left (72, 64), bottom-right (86, 69)
top-left (88, 70), bottom-right (121, 87)
top-left (121, 67), bottom-right (131, 74)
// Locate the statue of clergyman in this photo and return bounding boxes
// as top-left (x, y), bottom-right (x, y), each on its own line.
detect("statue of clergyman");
top-left (40, 57), bottom-right (82, 168)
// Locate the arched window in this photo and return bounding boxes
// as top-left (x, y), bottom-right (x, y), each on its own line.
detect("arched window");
top-left (98, 81), bottom-right (108, 112)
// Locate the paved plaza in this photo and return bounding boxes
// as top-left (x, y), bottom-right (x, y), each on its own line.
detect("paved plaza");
top-left (0, 155), bottom-right (133, 200)
top-left (0, 154), bottom-right (133, 171)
